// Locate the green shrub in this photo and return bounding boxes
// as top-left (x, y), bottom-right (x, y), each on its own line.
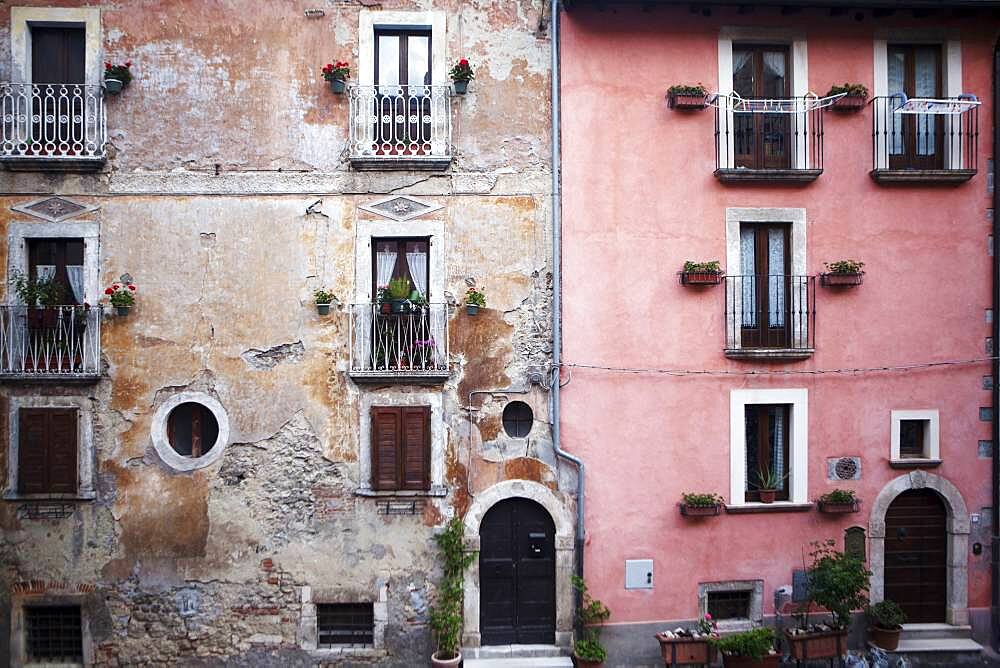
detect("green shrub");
top-left (572, 575), bottom-right (610, 662)
top-left (824, 259), bottom-right (865, 274)
top-left (668, 84), bottom-right (708, 96)
top-left (819, 489), bottom-right (856, 504)
top-left (683, 260), bottom-right (721, 273)
top-left (681, 492), bottom-right (723, 507)
top-left (827, 82), bottom-right (869, 98)
top-left (429, 518), bottom-right (476, 660)
top-left (711, 627), bottom-right (776, 660)
top-left (867, 600), bottom-right (906, 630)
top-left (805, 540), bottom-right (871, 629)
top-left (387, 277), bottom-right (412, 300)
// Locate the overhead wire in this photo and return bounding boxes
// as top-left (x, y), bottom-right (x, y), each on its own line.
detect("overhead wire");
top-left (559, 356), bottom-right (997, 377)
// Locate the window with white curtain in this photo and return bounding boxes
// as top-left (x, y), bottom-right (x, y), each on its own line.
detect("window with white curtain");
top-left (372, 238), bottom-right (429, 299)
top-left (28, 238), bottom-right (85, 304)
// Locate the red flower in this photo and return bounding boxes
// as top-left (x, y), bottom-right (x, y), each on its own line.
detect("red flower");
top-left (104, 287), bottom-right (114, 295)
top-left (125, 60), bottom-right (132, 67)
top-left (105, 62), bottom-right (112, 70)
top-left (127, 285), bottom-right (136, 291)
top-left (459, 58), bottom-right (469, 66)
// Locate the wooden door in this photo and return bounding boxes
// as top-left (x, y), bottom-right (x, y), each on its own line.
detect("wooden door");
top-left (884, 489), bottom-right (947, 623)
top-left (888, 45), bottom-right (943, 170)
top-left (374, 29), bottom-right (432, 149)
top-left (31, 27), bottom-right (86, 149)
top-left (733, 45), bottom-right (791, 169)
top-left (480, 498), bottom-right (556, 645)
top-left (740, 224), bottom-right (791, 348)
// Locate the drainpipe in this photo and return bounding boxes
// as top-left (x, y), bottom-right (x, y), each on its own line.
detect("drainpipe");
top-left (991, 40), bottom-right (999, 654)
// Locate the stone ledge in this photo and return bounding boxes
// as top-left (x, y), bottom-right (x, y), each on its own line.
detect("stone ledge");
top-left (889, 458), bottom-right (942, 469)
top-left (725, 502), bottom-right (814, 514)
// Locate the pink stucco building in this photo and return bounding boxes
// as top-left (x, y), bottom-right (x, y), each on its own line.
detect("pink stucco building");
top-left (560, 0), bottom-right (1000, 663)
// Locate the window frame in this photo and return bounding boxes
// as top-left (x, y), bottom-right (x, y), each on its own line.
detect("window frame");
top-left (358, 10), bottom-right (447, 89)
top-left (890, 409), bottom-right (940, 463)
top-left (743, 403), bottom-right (791, 503)
top-left (316, 602), bottom-right (376, 648)
top-left (17, 407), bottom-right (78, 495)
top-left (887, 43), bottom-right (944, 170)
top-left (371, 236), bottom-right (431, 299)
top-left (699, 580), bottom-right (764, 632)
top-left (23, 604), bottom-right (84, 663)
top-left (150, 392), bottom-right (231, 472)
top-left (27, 237), bottom-right (85, 305)
top-left (374, 28), bottom-right (432, 89)
top-left (370, 405), bottom-right (431, 492)
top-left (10, 7), bottom-right (102, 87)
top-left (7, 222), bottom-right (100, 307)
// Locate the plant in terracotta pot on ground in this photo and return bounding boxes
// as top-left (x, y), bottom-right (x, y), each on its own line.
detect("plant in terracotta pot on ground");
top-left (711, 627), bottom-right (779, 667)
top-left (866, 599), bottom-right (906, 651)
top-left (429, 517), bottom-right (475, 667)
top-left (572, 575), bottom-right (611, 668)
top-left (679, 492), bottom-right (724, 517)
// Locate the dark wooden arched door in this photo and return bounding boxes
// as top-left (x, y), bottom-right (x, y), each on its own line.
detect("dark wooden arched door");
top-left (884, 489), bottom-right (947, 623)
top-left (480, 498), bottom-right (556, 645)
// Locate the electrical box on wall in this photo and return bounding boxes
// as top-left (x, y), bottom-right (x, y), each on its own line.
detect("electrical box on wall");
top-left (625, 559), bottom-right (653, 589)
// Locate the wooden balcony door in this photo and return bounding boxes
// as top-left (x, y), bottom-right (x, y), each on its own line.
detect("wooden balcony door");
top-left (30, 26), bottom-right (85, 149)
top-left (374, 29), bottom-right (432, 149)
top-left (888, 44), bottom-right (943, 170)
top-left (733, 44), bottom-right (791, 170)
top-left (740, 223), bottom-right (790, 348)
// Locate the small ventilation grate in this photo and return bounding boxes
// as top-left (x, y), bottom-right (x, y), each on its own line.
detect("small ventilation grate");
top-left (834, 458), bottom-right (859, 480)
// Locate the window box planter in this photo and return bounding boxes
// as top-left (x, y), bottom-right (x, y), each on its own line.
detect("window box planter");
top-left (679, 503), bottom-right (722, 517)
top-left (831, 95), bottom-right (866, 112)
top-left (784, 628), bottom-right (848, 661)
top-left (721, 654), bottom-right (780, 668)
top-left (656, 634), bottom-right (717, 665)
top-left (820, 272), bottom-right (864, 288)
top-left (668, 92), bottom-right (707, 110)
top-left (680, 271), bottom-right (723, 286)
top-left (817, 499), bottom-right (860, 514)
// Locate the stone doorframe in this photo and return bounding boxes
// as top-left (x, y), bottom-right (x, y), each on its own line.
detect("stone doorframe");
top-left (868, 470), bottom-right (971, 625)
top-left (461, 480), bottom-right (575, 649)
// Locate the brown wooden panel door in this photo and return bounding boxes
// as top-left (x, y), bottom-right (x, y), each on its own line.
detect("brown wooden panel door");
top-left (480, 498), bottom-right (556, 645)
top-left (887, 44), bottom-right (943, 170)
top-left (30, 27), bottom-right (86, 149)
top-left (740, 223), bottom-right (791, 348)
top-left (884, 489), bottom-right (947, 623)
top-left (18, 408), bottom-right (78, 494)
top-left (732, 44), bottom-right (791, 170)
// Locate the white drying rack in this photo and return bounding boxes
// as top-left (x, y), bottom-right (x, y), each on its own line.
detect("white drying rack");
top-left (886, 93), bottom-right (981, 115)
top-left (706, 91), bottom-right (846, 113)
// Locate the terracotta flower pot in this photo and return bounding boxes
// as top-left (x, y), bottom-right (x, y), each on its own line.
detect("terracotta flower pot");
top-left (573, 655), bottom-right (604, 668)
top-left (668, 92), bottom-right (707, 110)
top-left (681, 271), bottom-right (723, 286)
top-left (821, 272), bottom-right (864, 287)
top-left (656, 634), bottom-right (718, 665)
top-left (431, 650), bottom-right (462, 667)
top-left (870, 625), bottom-right (901, 651)
top-left (679, 503), bottom-right (722, 517)
top-left (831, 94), bottom-right (867, 111)
top-left (818, 500), bottom-right (860, 514)
top-left (784, 628), bottom-right (848, 660)
top-left (757, 489), bottom-right (776, 504)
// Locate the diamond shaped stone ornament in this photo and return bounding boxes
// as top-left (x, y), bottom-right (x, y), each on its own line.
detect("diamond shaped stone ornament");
top-left (359, 195), bottom-right (442, 222)
top-left (12, 196), bottom-right (98, 222)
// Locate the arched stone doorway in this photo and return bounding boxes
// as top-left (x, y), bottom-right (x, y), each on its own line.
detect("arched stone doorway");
top-left (869, 471), bottom-right (971, 625)
top-left (462, 480), bottom-right (574, 649)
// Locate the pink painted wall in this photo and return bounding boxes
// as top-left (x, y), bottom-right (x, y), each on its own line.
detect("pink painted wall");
top-left (560, 5), bottom-right (998, 627)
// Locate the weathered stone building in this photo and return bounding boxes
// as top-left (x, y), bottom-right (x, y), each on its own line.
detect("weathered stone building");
top-left (0, 2), bottom-right (571, 665)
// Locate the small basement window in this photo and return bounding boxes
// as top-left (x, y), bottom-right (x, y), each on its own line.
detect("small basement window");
top-left (317, 603), bottom-right (374, 647)
top-left (502, 401), bottom-right (534, 438)
top-left (706, 590), bottom-right (752, 620)
top-left (25, 605), bottom-right (83, 663)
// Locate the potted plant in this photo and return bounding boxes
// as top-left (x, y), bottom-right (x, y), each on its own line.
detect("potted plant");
top-left (680, 260), bottom-right (723, 286)
top-left (104, 60), bottom-right (132, 94)
top-left (429, 517), bottom-right (476, 667)
top-left (754, 466), bottom-right (786, 504)
top-left (572, 575), bottom-right (611, 668)
top-left (867, 599), bottom-right (906, 651)
top-left (449, 58), bottom-right (474, 95)
top-left (710, 627), bottom-right (779, 668)
top-left (656, 614), bottom-right (719, 665)
top-left (821, 260), bottom-right (865, 287)
top-left (465, 287), bottom-right (486, 315)
top-left (827, 83), bottom-right (869, 111)
top-left (679, 492), bottom-right (724, 517)
top-left (386, 277), bottom-right (412, 314)
top-left (321, 61), bottom-right (350, 94)
top-left (105, 282), bottom-right (136, 316)
top-left (11, 270), bottom-right (66, 328)
top-left (817, 489), bottom-right (860, 514)
top-left (785, 540), bottom-right (871, 661)
top-left (376, 285), bottom-right (391, 314)
top-left (667, 84), bottom-right (708, 110)
top-left (313, 288), bottom-right (336, 316)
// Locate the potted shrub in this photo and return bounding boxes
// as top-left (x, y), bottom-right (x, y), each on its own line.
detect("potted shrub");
top-left (321, 61), bottom-right (350, 94)
top-left (387, 277), bottom-right (412, 314)
top-left (104, 60), bottom-right (132, 94)
top-left (105, 282), bottom-right (136, 316)
top-left (572, 575), bottom-right (611, 668)
top-left (11, 270), bottom-right (66, 328)
top-left (785, 540), bottom-right (871, 661)
top-left (655, 614), bottom-right (719, 665)
top-left (680, 260), bottom-right (723, 286)
top-left (817, 489), bottom-right (860, 514)
top-left (449, 58), bottom-right (474, 95)
top-left (827, 83), bottom-right (869, 111)
top-left (679, 492), bottom-right (724, 517)
top-left (754, 466), bottom-right (786, 504)
top-left (711, 627), bottom-right (779, 668)
top-left (429, 517), bottom-right (475, 667)
top-left (867, 599), bottom-right (906, 651)
top-left (465, 287), bottom-right (486, 315)
top-left (313, 288), bottom-right (336, 316)
top-left (667, 84), bottom-right (708, 110)
top-left (820, 260), bottom-right (865, 288)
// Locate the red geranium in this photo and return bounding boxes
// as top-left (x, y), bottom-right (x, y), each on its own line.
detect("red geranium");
top-left (321, 60), bottom-right (350, 81)
top-left (449, 58), bottom-right (474, 83)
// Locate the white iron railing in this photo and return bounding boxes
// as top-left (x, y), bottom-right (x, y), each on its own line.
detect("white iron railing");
top-left (0, 83), bottom-right (107, 161)
top-left (348, 85), bottom-right (451, 162)
top-left (349, 303), bottom-right (449, 377)
top-left (0, 305), bottom-right (101, 376)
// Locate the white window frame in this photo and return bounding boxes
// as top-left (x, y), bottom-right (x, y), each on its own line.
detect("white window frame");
top-left (890, 409), bottom-right (940, 463)
top-left (10, 6), bottom-right (103, 86)
top-left (3, 394), bottom-right (95, 501)
top-left (150, 392), bottom-right (231, 472)
top-left (717, 27), bottom-right (809, 170)
top-left (7, 221), bottom-right (100, 306)
top-left (358, 10), bottom-right (447, 88)
top-left (729, 388), bottom-right (808, 507)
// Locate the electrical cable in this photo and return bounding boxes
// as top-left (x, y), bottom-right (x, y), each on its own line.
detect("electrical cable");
top-left (560, 356), bottom-right (997, 377)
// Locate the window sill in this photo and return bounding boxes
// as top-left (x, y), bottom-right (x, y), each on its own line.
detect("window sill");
top-left (349, 156), bottom-right (452, 171)
top-left (725, 502), bottom-right (814, 514)
top-left (3, 491), bottom-right (95, 502)
top-left (870, 168), bottom-right (975, 185)
top-left (310, 647), bottom-right (386, 658)
top-left (0, 372), bottom-right (103, 384)
top-left (355, 486), bottom-right (447, 498)
top-left (0, 155), bottom-right (107, 172)
top-left (725, 348), bottom-right (814, 361)
top-left (889, 458), bottom-right (942, 469)
top-left (349, 369), bottom-right (450, 385)
top-left (715, 168), bottom-right (822, 183)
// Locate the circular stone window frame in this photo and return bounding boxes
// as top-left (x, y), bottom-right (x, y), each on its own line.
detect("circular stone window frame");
top-left (151, 392), bottom-right (230, 472)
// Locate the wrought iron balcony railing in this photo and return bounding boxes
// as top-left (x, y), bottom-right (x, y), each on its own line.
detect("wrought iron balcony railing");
top-left (714, 96), bottom-right (825, 182)
top-left (0, 83), bottom-right (107, 169)
top-left (348, 303), bottom-right (450, 383)
top-left (348, 85), bottom-right (452, 170)
top-left (0, 305), bottom-right (101, 378)
top-left (870, 95), bottom-right (978, 183)
top-left (724, 276), bottom-right (815, 359)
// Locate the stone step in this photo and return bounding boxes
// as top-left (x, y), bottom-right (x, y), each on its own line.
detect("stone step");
top-left (463, 645), bottom-right (568, 660)
top-left (901, 623), bottom-right (974, 640)
top-left (869, 637), bottom-right (985, 666)
top-left (464, 658), bottom-right (574, 668)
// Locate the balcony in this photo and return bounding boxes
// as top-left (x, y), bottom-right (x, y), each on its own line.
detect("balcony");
top-left (0, 306), bottom-right (101, 380)
top-left (348, 303), bottom-right (450, 384)
top-left (724, 276), bottom-right (815, 360)
top-left (0, 83), bottom-right (107, 171)
top-left (714, 96), bottom-right (824, 182)
top-left (347, 85), bottom-right (452, 170)
top-left (870, 96), bottom-right (978, 184)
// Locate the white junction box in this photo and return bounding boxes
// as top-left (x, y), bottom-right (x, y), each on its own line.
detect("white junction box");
top-left (625, 559), bottom-right (653, 590)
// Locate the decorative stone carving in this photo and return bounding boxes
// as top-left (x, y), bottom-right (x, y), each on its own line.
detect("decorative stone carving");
top-left (358, 195), bottom-right (442, 222)
top-left (12, 196), bottom-right (98, 222)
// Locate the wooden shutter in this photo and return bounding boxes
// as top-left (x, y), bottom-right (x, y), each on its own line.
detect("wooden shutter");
top-left (18, 408), bottom-right (77, 494)
top-left (371, 408), bottom-right (402, 491)
top-left (401, 407), bottom-right (430, 491)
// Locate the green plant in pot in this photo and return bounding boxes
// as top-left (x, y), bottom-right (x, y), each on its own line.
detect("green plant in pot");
top-left (313, 288), bottom-right (336, 316)
top-left (105, 282), bottom-right (136, 316)
top-left (465, 286), bottom-right (486, 315)
top-left (386, 277), bottom-right (412, 314)
top-left (753, 466), bottom-right (786, 504)
top-left (321, 61), bottom-right (350, 94)
top-left (822, 259), bottom-right (865, 287)
top-left (817, 488), bottom-right (859, 513)
top-left (681, 260), bottom-right (723, 285)
top-left (449, 58), bottom-right (474, 94)
top-left (667, 83), bottom-right (708, 109)
top-left (680, 492), bottom-right (724, 517)
top-left (710, 627), bottom-right (779, 667)
top-left (104, 60), bottom-right (132, 94)
top-left (867, 599), bottom-right (906, 651)
top-left (12, 270), bottom-right (67, 328)
top-left (572, 575), bottom-right (611, 668)
top-left (827, 83), bottom-right (869, 110)
top-left (429, 517), bottom-right (475, 667)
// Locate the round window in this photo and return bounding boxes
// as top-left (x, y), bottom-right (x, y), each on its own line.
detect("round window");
top-left (151, 393), bottom-right (230, 472)
top-left (167, 402), bottom-right (220, 457)
top-left (502, 401), bottom-right (534, 438)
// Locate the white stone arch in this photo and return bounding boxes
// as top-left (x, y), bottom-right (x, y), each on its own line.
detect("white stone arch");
top-left (868, 470), bottom-right (970, 625)
top-left (461, 480), bottom-right (575, 649)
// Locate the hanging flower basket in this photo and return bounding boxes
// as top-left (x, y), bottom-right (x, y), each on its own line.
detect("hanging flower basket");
top-left (679, 502), bottom-right (722, 517)
top-left (820, 272), bottom-right (864, 287)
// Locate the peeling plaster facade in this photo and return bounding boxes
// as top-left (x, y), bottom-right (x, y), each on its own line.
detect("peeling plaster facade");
top-left (0, 2), bottom-right (570, 666)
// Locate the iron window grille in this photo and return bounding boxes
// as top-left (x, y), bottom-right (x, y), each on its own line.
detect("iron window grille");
top-left (317, 603), bottom-right (375, 647)
top-left (25, 605), bottom-right (83, 663)
top-left (707, 590), bottom-right (752, 620)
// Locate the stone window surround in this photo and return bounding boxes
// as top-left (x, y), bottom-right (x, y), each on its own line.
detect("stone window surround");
top-left (3, 394), bottom-right (96, 501)
top-left (11, 6), bottom-right (103, 86)
top-left (729, 388), bottom-right (809, 508)
top-left (461, 480), bottom-right (576, 649)
top-left (7, 221), bottom-right (101, 306)
top-left (150, 392), bottom-right (231, 472)
top-left (890, 409), bottom-right (940, 463)
top-left (297, 582), bottom-right (389, 657)
top-left (358, 10), bottom-right (448, 88)
top-left (354, 217), bottom-right (446, 305)
top-left (868, 471), bottom-right (970, 625)
top-left (9, 584), bottom-right (97, 667)
top-left (725, 207), bottom-right (808, 351)
top-left (698, 580), bottom-right (764, 632)
top-left (356, 390), bottom-right (447, 496)
top-left (716, 27), bottom-right (809, 170)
